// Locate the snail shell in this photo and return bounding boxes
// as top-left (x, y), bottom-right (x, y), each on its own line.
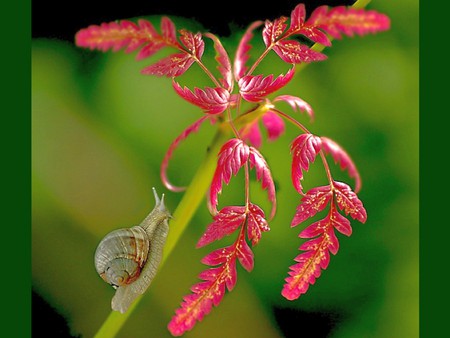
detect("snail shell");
top-left (94, 188), bottom-right (171, 313)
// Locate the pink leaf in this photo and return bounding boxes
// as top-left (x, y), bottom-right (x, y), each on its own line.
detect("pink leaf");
top-left (297, 26), bottom-right (332, 46)
top-left (224, 259), bottom-right (238, 291)
top-left (74, 20), bottom-right (129, 52)
top-left (197, 206), bottom-right (247, 248)
top-left (278, 4), bottom-right (331, 46)
top-left (168, 256), bottom-right (237, 336)
top-left (161, 16), bottom-right (177, 44)
top-left (282, 238), bottom-right (328, 300)
top-left (326, 227), bottom-right (340, 256)
top-left (262, 111), bottom-right (285, 141)
top-left (135, 19), bottom-right (167, 59)
top-left (307, 6), bottom-right (391, 40)
top-left (198, 267), bottom-right (223, 282)
top-left (262, 17), bottom-right (288, 47)
top-left (198, 264), bottom-right (237, 293)
top-left (136, 19), bottom-right (159, 41)
top-left (180, 30), bottom-right (205, 60)
top-left (236, 234), bottom-right (254, 272)
top-left (205, 33), bottom-right (233, 91)
top-left (172, 80), bottom-right (230, 114)
top-left (239, 67), bottom-right (295, 102)
top-left (273, 95), bottom-right (314, 121)
top-left (234, 21), bottom-right (263, 80)
top-left (287, 3), bottom-right (306, 34)
top-left (290, 134), bottom-right (322, 194)
top-left (246, 203), bottom-right (270, 246)
top-left (161, 116), bottom-right (210, 192)
top-left (249, 147), bottom-right (277, 218)
top-left (141, 53), bottom-right (195, 77)
top-left (272, 40), bottom-right (327, 64)
top-left (283, 207), bottom-right (348, 301)
top-left (209, 139), bottom-right (250, 213)
top-left (299, 207), bottom-right (349, 242)
top-left (306, 6), bottom-right (327, 28)
top-left (283, 4), bottom-right (331, 46)
top-left (291, 185), bottom-right (332, 227)
top-left (136, 40), bottom-right (166, 60)
top-left (331, 208), bottom-right (353, 237)
top-left (333, 181), bottom-right (367, 223)
top-left (75, 18), bottom-right (192, 76)
top-left (170, 235), bottom-right (248, 335)
top-left (75, 19), bottom-right (167, 55)
top-left (321, 137), bottom-right (362, 192)
top-left (201, 245), bottom-right (235, 266)
top-left (299, 218), bottom-right (328, 239)
top-left (298, 235), bottom-right (325, 252)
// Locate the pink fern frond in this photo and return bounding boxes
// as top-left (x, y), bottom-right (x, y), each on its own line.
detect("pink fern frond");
top-left (272, 39), bottom-right (327, 64)
top-left (75, 17), bottom-right (179, 57)
top-left (75, 20), bottom-right (141, 52)
top-left (209, 139), bottom-right (250, 213)
top-left (286, 3), bottom-right (332, 46)
top-left (168, 254), bottom-right (237, 336)
top-left (290, 133), bottom-right (322, 194)
top-left (332, 181), bottom-right (367, 223)
top-left (287, 3), bottom-right (306, 34)
top-left (172, 80), bottom-right (230, 114)
top-left (179, 29), bottom-right (205, 60)
top-left (239, 67), bottom-right (295, 102)
top-left (246, 203), bottom-right (270, 246)
top-left (282, 237), bottom-right (329, 300)
top-left (307, 5), bottom-right (391, 40)
top-left (300, 26), bottom-right (332, 46)
top-left (161, 116), bottom-right (210, 192)
top-left (262, 17), bottom-right (288, 47)
top-left (329, 208), bottom-right (353, 237)
top-left (236, 233), bottom-right (254, 272)
top-left (160, 16), bottom-right (178, 44)
top-left (283, 206), bottom-right (344, 300)
top-left (141, 53), bottom-right (196, 77)
top-left (76, 17), bottom-right (209, 78)
top-left (201, 245), bottom-right (236, 266)
top-left (197, 206), bottom-right (247, 248)
top-left (291, 185), bottom-right (332, 226)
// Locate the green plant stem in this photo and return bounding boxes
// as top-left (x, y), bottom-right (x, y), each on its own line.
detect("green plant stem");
top-left (94, 2), bottom-right (372, 336)
top-left (353, 0), bottom-right (372, 10)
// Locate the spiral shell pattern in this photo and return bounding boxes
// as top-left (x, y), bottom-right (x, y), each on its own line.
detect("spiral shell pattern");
top-left (94, 226), bottom-right (150, 287)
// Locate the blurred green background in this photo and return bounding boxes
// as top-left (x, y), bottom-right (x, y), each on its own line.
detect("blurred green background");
top-left (32, 0), bottom-right (418, 337)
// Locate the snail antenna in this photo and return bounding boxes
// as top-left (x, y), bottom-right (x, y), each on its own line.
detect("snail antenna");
top-left (151, 187), bottom-right (168, 213)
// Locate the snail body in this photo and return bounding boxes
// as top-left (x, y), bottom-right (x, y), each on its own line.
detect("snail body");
top-left (94, 188), bottom-right (171, 313)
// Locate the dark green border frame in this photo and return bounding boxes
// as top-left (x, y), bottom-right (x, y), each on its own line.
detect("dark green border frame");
top-left (2, 0), bottom-right (31, 336)
top-left (420, 1), bottom-right (444, 337)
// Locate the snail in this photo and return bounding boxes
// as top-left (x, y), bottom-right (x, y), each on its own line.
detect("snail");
top-left (94, 188), bottom-right (171, 313)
